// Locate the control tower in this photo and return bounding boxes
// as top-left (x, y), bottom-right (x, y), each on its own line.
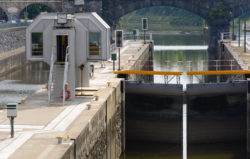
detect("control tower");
top-left (26, 12), bottom-right (110, 103)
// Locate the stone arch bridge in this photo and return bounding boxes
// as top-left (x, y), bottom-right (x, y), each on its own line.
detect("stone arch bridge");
top-left (1, 0), bottom-right (250, 57)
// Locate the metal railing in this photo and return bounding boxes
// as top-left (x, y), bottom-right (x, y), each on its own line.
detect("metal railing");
top-left (0, 22), bottom-right (30, 29)
top-left (123, 32), bottom-right (152, 41)
top-left (62, 46), bottom-right (70, 105)
top-left (48, 46), bottom-right (55, 103)
top-left (114, 69), bottom-right (250, 84)
top-left (221, 32), bottom-right (250, 41)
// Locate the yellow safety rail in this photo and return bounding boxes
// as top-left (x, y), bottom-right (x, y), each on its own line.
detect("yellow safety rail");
top-left (114, 70), bottom-right (183, 75)
top-left (187, 70), bottom-right (250, 75)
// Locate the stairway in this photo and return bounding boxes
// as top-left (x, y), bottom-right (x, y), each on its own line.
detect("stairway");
top-left (48, 46), bottom-right (70, 104)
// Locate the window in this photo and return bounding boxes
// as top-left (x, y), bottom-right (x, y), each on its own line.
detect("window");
top-left (89, 32), bottom-right (101, 56)
top-left (31, 32), bottom-right (43, 56)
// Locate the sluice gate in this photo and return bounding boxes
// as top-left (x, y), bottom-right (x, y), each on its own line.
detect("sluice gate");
top-left (125, 81), bottom-right (247, 144)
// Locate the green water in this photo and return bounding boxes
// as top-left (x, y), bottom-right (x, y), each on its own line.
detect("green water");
top-left (121, 33), bottom-right (246, 159)
top-left (121, 141), bottom-right (245, 159)
top-left (153, 34), bottom-right (208, 84)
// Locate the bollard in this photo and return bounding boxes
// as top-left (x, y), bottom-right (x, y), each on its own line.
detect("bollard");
top-left (56, 136), bottom-right (63, 144)
top-left (107, 82), bottom-right (111, 87)
top-left (87, 104), bottom-right (91, 110)
top-left (94, 95), bottom-right (99, 101)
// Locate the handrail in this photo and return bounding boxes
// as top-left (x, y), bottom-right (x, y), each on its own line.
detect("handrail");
top-left (114, 70), bottom-right (183, 75)
top-left (62, 46), bottom-right (70, 105)
top-left (187, 70), bottom-right (250, 75)
top-left (48, 46), bottom-right (55, 102)
top-left (114, 70), bottom-right (250, 76)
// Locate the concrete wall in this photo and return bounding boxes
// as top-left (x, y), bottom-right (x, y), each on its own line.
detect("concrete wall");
top-left (0, 47), bottom-right (28, 76)
top-left (122, 42), bottom-right (153, 82)
top-left (61, 80), bottom-right (125, 159)
top-left (0, 27), bottom-right (26, 54)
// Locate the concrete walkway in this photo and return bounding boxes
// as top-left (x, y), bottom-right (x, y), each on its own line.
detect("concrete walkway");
top-left (0, 40), bottom-right (148, 159)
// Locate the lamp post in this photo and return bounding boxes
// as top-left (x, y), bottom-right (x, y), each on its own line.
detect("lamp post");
top-left (244, 15), bottom-right (247, 53)
top-left (238, 1), bottom-right (241, 47)
top-left (231, 9), bottom-right (235, 40)
top-left (238, 16), bottom-right (241, 47)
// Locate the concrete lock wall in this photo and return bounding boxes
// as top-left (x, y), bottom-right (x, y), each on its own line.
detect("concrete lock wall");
top-left (0, 48), bottom-right (27, 76)
top-left (61, 80), bottom-right (125, 159)
top-left (125, 42), bottom-right (154, 82)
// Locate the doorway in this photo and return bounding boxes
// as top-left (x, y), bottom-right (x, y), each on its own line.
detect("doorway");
top-left (56, 35), bottom-right (68, 62)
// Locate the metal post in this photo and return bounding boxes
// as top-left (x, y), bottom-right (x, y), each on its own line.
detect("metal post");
top-left (113, 60), bottom-right (115, 71)
top-left (221, 33), bottom-right (224, 40)
top-left (238, 17), bottom-right (241, 47)
top-left (244, 18), bottom-right (247, 53)
top-left (216, 60), bottom-right (220, 83)
top-left (247, 79), bottom-right (250, 157)
top-left (118, 48), bottom-right (121, 70)
top-left (230, 60), bottom-right (233, 70)
top-left (232, 19), bottom-right (235, 40)
top-left (10, 117), bottom-right (14, 138)
top-left (144, 30), bottom-right (146, 44)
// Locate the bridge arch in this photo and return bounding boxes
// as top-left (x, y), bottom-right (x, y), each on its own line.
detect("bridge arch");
top-left (0, 7), bottom-right (8, 21)
top-left (116, 6), bottom-right (204, 30)
top-left (19, 3), bottom-right (55, 20)
top-left (100, 0), bottom-right (232, 59)
top-left (103, 0), bottom-right (211, 25)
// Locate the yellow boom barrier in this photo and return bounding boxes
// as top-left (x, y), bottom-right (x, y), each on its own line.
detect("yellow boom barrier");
top-left (114, 70), bottom-right (183, 76)
top-left (187, 70), bottom-right (250, 75)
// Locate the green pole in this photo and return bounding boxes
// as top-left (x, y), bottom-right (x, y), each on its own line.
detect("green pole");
top-left (244, 18), bottom-right (246, 53)
top-left (238, 17), bottom-right (241, 47)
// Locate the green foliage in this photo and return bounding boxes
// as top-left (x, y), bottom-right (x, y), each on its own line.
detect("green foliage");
top-left (24, 12), bottom-right (29, 20)
top-left (118, 6), bottom-right (204, 31)
top-left (0, 9), bottom-right (8, 20)
top-left (20, 4), bottom-right (53, 19)
top-left (206, 2), bottom-right (230, 23)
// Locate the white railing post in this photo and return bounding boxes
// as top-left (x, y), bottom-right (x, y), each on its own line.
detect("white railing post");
top-left (48, 46), bottom-right (55, 103)
top-left (63, 46), bottom-right (70, 105)
top-left (221, 33), bottom-right (224, 40)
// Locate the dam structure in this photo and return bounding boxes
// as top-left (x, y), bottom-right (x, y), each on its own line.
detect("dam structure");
top-left (1, 10), bottom-right (250, 159)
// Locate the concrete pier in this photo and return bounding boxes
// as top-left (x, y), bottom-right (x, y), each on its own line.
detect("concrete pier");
top-left (0, 40), bottom-right (152, 159)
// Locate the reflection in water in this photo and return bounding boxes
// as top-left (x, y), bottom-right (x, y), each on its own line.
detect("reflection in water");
top-left (153, 50), bottom-right (208, 85)
top-left (0, 62), bottom-right (49, 105)
top-left (152, 33), bottom-right (208, 85)
top-left (121, 141), bottom-right (182, 159)
top-left (122, 141), bottom-right (245, 159)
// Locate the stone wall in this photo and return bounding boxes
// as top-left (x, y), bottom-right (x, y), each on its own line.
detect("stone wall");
top-left (0, 27), bottom-right (26, 54)
top-left (61, 80), bottom-right (125, 159)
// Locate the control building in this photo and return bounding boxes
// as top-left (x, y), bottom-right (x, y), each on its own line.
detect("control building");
top-left (26, 12), bottom-right (110, 102)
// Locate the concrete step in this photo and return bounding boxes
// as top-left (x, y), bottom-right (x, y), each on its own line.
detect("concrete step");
top-left (75, 87), bottom-right (99, 91)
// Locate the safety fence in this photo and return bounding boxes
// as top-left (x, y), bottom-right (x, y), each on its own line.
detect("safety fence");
top-left (114, 70), bottom-right (250, 84)
top-left (123, 32), bottom-right (152, 41)
top-left (126, 59), bottom-right (242, 71)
